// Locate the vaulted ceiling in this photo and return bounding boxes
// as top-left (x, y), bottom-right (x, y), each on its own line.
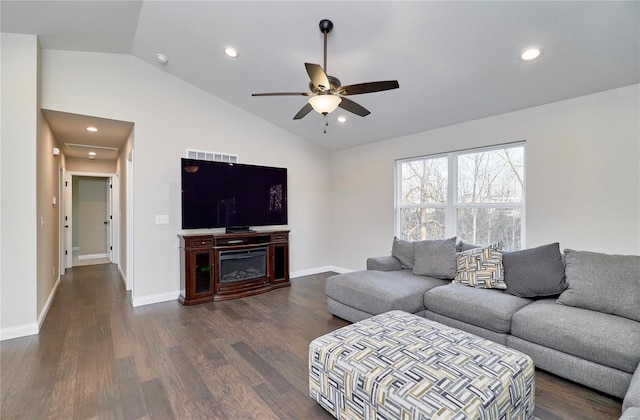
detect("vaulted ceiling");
top-left (3, 1), bottom-right (639, 152)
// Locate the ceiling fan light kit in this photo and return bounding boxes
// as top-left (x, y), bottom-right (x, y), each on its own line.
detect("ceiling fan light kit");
top-left (252, 19), bottom-right (399, 121)
top-left (309, 94), bottom-right (342, 114)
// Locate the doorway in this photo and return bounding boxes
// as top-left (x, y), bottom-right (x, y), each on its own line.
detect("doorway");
top-left (63, 173), bottom-right (116, 268)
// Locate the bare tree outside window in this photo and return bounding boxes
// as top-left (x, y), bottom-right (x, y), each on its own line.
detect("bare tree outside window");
top-left (399, 157), bottom-right (447, 241)
top-left (397, 144), bottom-right (525, 250)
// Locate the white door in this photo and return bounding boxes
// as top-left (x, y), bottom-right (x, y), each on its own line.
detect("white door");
top-left (105, 178), bottom-right (112, 261)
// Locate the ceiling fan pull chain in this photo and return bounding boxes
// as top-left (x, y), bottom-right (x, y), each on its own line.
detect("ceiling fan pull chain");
top-left (324, 115), bottom-right (329, 134)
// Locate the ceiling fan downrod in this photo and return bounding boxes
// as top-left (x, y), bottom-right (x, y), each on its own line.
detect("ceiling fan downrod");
top-left (319, 19), bottom-right (333, 74)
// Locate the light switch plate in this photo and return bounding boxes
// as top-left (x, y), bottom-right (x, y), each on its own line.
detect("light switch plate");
top-left (155, 214), bottom-right (169, 224)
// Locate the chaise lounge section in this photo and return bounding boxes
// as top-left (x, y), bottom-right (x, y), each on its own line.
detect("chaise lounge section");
top-left (325, 238), bottom-right (640, 417)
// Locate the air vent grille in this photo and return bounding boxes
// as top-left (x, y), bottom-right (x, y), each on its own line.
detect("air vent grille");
top-left (186, 149), bottom-right (238, 163)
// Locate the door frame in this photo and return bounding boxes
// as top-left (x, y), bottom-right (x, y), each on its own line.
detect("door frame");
top-left (64, 171), bottom-right (118, 268)
top-left (126, 149), bottom-right (134, 291)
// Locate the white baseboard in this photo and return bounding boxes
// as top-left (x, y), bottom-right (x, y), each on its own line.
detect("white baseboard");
top-left (38, 276), bottom-right (61, 329)
top-left (0, 275), bottom-right (62, 341)
top-left (78, 253), bottom-right (108, 260)
top-left (290, 266), bottom-right (353, 278)
top-left (132, 290), bottom-right (180, 307)
top-left (0, 322), bottom-right (39, 341)
top-left (117, 265), bottom-right (128, 289)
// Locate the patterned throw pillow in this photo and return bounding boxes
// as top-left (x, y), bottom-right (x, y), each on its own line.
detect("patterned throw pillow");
top-left (453, 242), bottom-right (506, 289)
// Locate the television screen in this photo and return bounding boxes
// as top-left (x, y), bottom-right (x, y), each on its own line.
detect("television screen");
top-left (181, 159), bottom-right (288, 229)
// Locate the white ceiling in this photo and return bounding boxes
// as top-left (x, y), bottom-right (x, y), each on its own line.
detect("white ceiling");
top-left (41, 110), bottom-right (133, 160)
top-left (3, 1), bottom-right (639, 153)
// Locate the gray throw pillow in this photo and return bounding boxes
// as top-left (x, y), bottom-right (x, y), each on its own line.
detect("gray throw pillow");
top-left (503, 243), bottom-right (566, 298)
top-left (557, 249), bottom-right (640, 322)
top-left (391, 236), bottom-right (414, 269)
top-left (413, 237), bottom-right (457, 279)
top-left (456, 240), bottom-right (481, 252)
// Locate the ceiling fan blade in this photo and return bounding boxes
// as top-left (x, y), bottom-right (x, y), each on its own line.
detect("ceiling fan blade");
top-left (305, 63), bottom-right (331, 91)
top-left (252, 92), bottom-right (311, 97)
top-left (339, 80), bottom-right (399, 96)
top-left (338, 97), bottom-right (370, 117)
top-left (293, 103), bottom-right (313, 120)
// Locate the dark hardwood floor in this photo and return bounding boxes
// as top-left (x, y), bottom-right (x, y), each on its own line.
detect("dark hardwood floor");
top-left (1, 264), bottom-right (623, 419)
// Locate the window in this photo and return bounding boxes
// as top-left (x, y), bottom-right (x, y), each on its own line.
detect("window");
top-left (396, 143), bottom-right (525, 250)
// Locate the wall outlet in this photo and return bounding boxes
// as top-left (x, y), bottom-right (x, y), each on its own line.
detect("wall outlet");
top-left (155, 214), bottom-right (170, 224)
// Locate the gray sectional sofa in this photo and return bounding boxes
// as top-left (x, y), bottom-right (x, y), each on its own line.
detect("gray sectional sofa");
top-left (325, 238), bottom-right (640, 419)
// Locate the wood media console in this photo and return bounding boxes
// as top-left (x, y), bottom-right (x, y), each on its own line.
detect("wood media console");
top-left (178, 230), bottom-right (289, 305)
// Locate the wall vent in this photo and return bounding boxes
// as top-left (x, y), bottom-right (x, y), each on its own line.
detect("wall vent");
top-left (186, 149), bottom-right (238, 163)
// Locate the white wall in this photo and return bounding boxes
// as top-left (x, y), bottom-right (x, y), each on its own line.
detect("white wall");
top-left (330, 85), bottom-right (640, 270)
top-left (41, 50), bottom-right (332, 305)
top-left (0, 34), bottom-right (39, 339)
top-left (36, 111), bottom-right (62, 322)
top-left (65, 157), bottom-right (117, 173)
top-left (116, 127), bottom-right (134, 285)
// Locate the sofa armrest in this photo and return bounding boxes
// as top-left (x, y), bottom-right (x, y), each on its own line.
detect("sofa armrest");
top-left (623, 363), bottom-right (640, 413)
top-left (367, 256), bottom-right (402, 271)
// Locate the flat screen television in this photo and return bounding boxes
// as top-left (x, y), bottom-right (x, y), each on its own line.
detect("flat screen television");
top-left (181, 158), bottom-right (288, 230)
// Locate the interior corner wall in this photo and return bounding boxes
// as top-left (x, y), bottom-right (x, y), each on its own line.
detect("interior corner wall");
top-left (41, 50), bottom-right (332, 305)
top-left (329, 85), bottom-right (640, 270)
top-left (1, 33), bottom-right (39, 339)
top-left (116, 128), bottom-right (134, 283)
top-left (36, 110), bottom-right (62, 319)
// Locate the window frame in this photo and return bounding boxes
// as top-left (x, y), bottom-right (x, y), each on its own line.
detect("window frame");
top-left (395, 142), bottom-right (526, 248)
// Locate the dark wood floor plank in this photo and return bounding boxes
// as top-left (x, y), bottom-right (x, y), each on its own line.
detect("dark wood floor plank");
top-left (231, 341), bottom-right (293, 394)
top-left (0, 265), bottom-right (623, 419)
top-left (200, 362), bottom-right (280, 419)
top-left (140, 378), bottom-right (176, 420)
top-left (115, 355), bottom-right (147, 419)
top-left (73, 323), bottom-right (98, 420)
top-left (95, 313), bottom-right (124, 420)
top-left (46, 327), bottom-right (81, 418)
top-left (253, 382), bottom-right (335, 419)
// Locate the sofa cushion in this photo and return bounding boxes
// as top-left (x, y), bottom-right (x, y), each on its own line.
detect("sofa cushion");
top-left (453, 242), bottom-right (506, 289)
top-left (392, 237), bottom-right (414, 269)
top-left (557, 250), bottom-right (640, 322)
top-left (412, 237), bottom-right (457, 279)
top-left (502, 242), bottom-right (567, 298)
top-left (326, 270), bottom-right (448, 315)
top-left (620, 407), bottom-right (640, 420)
top-left (623, 364), bottom-right (640, 412)
top-left (424, 284), bottom-right (531, 333)
top-left (511, 299), bottom-right (640, 373)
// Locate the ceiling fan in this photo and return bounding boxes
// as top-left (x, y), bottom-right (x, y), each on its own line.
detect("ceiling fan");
top-left (252, 19), bottom-right (399, 120)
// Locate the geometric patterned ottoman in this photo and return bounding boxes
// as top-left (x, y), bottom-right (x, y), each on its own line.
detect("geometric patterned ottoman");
top-left (309, 311), bottom-right (535, 420)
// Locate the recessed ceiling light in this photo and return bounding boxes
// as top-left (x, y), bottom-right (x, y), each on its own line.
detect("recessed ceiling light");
top-left (88, 152), bottom-right (97, 156)
top-left (337, 115), bottom-right (347, 123)
top-left (224, 47), bottom-right (239, 58)
top-left (520, 47), bottom-right (543, 62)
top-left (86, 126), bottom-right (98, 132)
